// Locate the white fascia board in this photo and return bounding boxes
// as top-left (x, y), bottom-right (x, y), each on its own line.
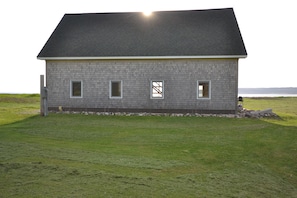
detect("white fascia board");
top-left (37, 55), bottom-right (247, 60)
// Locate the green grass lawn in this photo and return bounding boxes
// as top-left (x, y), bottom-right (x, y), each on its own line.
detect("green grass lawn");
top-left (0, 94), bottom-right (296, 197)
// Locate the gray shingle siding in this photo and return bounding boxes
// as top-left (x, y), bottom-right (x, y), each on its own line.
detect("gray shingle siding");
top-left (46, 59), bottom-right (238, 113)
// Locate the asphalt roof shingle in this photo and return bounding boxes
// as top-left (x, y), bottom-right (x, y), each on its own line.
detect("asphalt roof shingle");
top-left (37, 8), bottom-right (247, 59)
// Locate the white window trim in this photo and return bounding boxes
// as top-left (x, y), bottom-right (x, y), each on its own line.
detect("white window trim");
top-left (109, 80), bottom-right (123, 99)
top-left (197, 80), bottom-right (211, 99)
top-left (70, 80), bottom-right (83, 98)
top-left (150, 80), bottom-right (164, 99)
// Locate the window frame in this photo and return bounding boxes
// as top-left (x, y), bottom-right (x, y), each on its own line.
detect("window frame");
top-left (197, 80), bottom-right (211, 99)
top-left (150, 80), bottom-right (164, 99)
top-left (70, 80), bottom-right (83, 98)
top-left (109, 80), bottom-right (123, 99)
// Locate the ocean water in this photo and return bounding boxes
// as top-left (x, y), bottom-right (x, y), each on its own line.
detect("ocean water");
top-left (238, 88), bottom-right (297, 97)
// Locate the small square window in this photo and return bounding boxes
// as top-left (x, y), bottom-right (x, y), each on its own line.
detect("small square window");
top-left (197, 81), bottom-right (211, 99)
top-left (71, 81), bottom-right (83, 98)
top-left (151, 81), bottom-right (164, 99)
top-left (110, 81), bottom-right (122, 98)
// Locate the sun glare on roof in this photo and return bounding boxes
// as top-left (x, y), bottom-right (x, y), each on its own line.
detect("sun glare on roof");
top-left (143, 11), bottom-right (152, 16)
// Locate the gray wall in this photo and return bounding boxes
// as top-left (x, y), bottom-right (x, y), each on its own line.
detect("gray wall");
top-left (46, 59), bottom-right (239, 113)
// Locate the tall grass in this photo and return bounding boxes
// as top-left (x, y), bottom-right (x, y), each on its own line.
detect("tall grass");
top-left (0, 94), bottom-right (296, 197)
top-left (243, 97), bottom-right (297, 126)
top-left (0, 94), bottom-right (39, 125)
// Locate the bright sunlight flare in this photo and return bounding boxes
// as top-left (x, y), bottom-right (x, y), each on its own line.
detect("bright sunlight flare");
top-left (143, 11), bottom-right (152, 16)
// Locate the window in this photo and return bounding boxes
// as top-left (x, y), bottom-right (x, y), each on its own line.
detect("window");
top-left (71, 80), bottom-right (83, 98)
top-left (110, 81), bottom-right (122, 98)
top-left (197, 81), bottom-right (211, 99)
top-left (151, 81), bottom-right (164, 99)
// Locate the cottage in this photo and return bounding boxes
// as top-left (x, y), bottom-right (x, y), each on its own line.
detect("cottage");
top-left (37, 8), bottom-right (247, 114)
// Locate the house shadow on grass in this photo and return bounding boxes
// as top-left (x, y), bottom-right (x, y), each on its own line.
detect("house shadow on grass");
top-left (0, 114), bottom-right (41, 130)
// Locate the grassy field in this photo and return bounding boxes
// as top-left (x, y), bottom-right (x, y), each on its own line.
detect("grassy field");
top-left (0, 94), bottom-right (296, 197)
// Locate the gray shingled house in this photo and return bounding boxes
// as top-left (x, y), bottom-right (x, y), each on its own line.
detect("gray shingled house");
top-left (37, 8), bottom-right (247, 114)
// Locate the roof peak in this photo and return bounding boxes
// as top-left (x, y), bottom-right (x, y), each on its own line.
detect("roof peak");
top-left (64, 7), bottom-right (234, 16)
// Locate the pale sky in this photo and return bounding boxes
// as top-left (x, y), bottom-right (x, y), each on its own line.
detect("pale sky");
top-left (0, 0), bottom-right (296, 93)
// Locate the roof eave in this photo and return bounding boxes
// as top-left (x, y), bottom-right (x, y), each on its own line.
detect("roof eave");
top-left (37, 55), bottom-right (247, 60)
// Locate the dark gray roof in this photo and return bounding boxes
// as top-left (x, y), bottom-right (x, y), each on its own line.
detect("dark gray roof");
top-left (37, 8), bottom-right (247, 59)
